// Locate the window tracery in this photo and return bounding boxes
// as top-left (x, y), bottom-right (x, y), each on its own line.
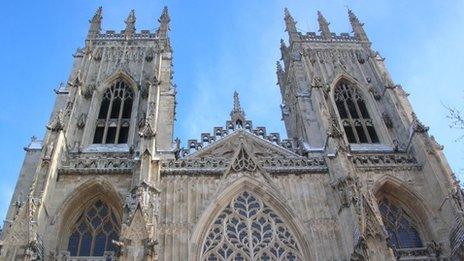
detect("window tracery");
top-left (378, 198), bottom-right (423, 249)
top-left (93, 80), bottom-right (134, 144)
top-left (201, 191), bottom-right (304, 261)
top-left (334, 81), bottom-right (379, 144)
top-left (67, 200), bottom-right (120, 256)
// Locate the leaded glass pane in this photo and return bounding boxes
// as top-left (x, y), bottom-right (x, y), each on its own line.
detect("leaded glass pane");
top-left (93, 80), bottom-right (134, 144)
top-left (334, 81), bottom-right (379, 144)
top-left (378, 198), bottom-right (423, 249)
top-left (201, 191), bottom-right (304, 260)
top-left (67, 200), bottom-right (120, 256)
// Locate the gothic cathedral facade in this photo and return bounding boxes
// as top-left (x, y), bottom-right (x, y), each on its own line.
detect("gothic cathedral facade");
top-left (1, 6), bottom-right (464, 261)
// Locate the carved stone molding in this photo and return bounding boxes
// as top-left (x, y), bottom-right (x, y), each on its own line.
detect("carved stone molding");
top-left (331, 176), bottom-right (360, 212)
top-left (59, 153), bottom-right (135, 175)
top-left (351, 153), bottom-right (422, 171)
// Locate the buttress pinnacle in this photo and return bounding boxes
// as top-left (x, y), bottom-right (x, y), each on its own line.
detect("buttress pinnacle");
top-left (284, 8), bottom-right (297, 33)
top-left (348, 9), bottom-right (369, 42)
top-left (87, 6), bottom-right (102, 39)
top-left (157, 6), bottom-right (170, 38)
top-left (317, 11), bottom-right (331, 40)
top-left (125, 10), bottom-right (136, 38)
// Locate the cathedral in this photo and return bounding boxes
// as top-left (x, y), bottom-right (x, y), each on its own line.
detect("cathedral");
top-left (1, 5), bottom-right (464, 261)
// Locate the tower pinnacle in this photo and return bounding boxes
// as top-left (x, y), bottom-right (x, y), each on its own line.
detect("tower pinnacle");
top-left (348, 9), bottom-right (369, 42)
top-left (157, 6), bottom-right (170, 38)
top-left (284, 8), bottom-right (297, 33)
top-left (230, 91), bottom-right (246, 127)
top-left (317, 11), bottom-right (331, 40)
top-left (87, 6), bottom-right (102, 40)
top-left (125, 10), bottom-right (136, 38)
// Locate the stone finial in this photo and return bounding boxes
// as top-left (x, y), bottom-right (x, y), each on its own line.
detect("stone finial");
top-left (157, 6), bottom-right (170, 38)
top-left (317, 11), bottom-right (331, 40)
top-left (87, 6), bottom-right (102, 40)
top-left (348, 9), bottom-right (369, 42)
top-left (230, 91), bottom-right (246, 128)
top-left (284, 8), bottom-right (297, 33)
top-left (124, 10), bottom-right (136, 38)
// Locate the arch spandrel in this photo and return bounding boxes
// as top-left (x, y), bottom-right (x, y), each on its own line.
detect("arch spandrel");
top-left (190, 177), bottom-right (313, 261)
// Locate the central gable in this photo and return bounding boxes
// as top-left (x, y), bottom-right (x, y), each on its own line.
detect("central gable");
top-left (185, 130), bottom-right (300, 160)
top-left (161, 92), bottom-right (327, 175)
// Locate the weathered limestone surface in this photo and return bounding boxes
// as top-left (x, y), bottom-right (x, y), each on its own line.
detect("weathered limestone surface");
top-left (1, 6), bottom-right (463, 261)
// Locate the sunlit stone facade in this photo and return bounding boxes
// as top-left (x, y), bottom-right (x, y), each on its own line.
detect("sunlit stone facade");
top-left (1, 6), bottom-right (463, 261)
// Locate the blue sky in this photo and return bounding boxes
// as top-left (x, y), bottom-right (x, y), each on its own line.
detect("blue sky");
top-left (1, 1), bottom-right (463, 223)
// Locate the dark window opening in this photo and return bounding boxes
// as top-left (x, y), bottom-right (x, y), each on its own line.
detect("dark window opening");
top-left (98, 99), bottom-right (110, 119)
top-left (344, 126), bottom-right (357, 143)
top-left (367, 125), bottom-right (379, 143)
top-left (355, 125), bottom-right (368, 143)
top-left (118, 126), bottom-right (129, 144)
top-left (110, 98), bottom-right (121, 119)
top-left (378, 198), bottom-right (423, 249)
top-left (334, 81), bottom-right (379, 144)
top-left (93, 80), bottom-right (134, 144)
top-left (122, 97), bottom-right (133, 118)
top-left (336, 101), bottom-right (348, 118)
top-left (67, 200), bottom-right (120, 257)
top-left (93, 127), bottom-right (104, 144)
top-left (105, 127), bottom-right (117, 144)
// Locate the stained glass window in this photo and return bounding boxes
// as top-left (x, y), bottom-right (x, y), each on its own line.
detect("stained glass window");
top-left (201, 191), bottom-right (304, 260)
top-left (67, 200), bottom-right (120, 256)
top-left (378, 198), bottom-right (423, 249)
top-left (334, 81), bottom-right (379, 144)
top-left (93, 80), bottom-right (134, 144)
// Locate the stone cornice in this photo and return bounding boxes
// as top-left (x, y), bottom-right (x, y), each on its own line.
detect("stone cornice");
top-left (351, 152), bottom-right (422, 172)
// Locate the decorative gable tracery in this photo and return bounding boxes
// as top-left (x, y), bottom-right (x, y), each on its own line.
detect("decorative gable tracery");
top-left (200, 190), bottom-right (304, 261)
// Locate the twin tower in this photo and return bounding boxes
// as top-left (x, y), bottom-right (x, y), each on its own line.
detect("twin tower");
top-left (1, 6), bottom-right (463, 261)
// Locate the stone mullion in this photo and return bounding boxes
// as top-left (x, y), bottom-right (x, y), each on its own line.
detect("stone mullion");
top-left (114, 88), bottom-right (126, 143)
top-left (352, 95), bottom-right (372, 144)
top-left (102, 91), bottom-right (115, 144)
top-left (342, 97), bottom-right (360, 143)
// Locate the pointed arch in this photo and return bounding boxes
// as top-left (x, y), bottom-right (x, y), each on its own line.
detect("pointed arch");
top-left (330, 75), bottom-right (382, 144)
top-left (55, 178), bottom-right (124, 254)
top-left (371, 176), bottom-right (434, 248)
top-left (190, 176), bottom-right (313, 260)
top-left (99, 70), bottom-right (139, 93)
top-left (92, 71), bottom-right (139, 145)
top-left (81, 70), bottom-right (141, 148)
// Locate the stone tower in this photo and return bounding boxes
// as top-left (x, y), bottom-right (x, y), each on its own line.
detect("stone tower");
top-left (1, 6), bottom-right (464, 261)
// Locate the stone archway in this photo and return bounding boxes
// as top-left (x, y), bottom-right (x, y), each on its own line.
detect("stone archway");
top-left (190, 176), bottom-right (313, 261)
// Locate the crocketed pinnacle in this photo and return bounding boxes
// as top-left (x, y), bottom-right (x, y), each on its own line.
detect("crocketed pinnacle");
top-left (317, 11), bottom-right (331, 40)
top-left (125, 10), bottom-right (136, 38)
top-left (348, 9), bottom-right (369, 42)
top-left (87, 6), bottom-right (102, 39)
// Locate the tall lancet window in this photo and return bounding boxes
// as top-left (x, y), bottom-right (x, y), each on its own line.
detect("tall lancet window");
top-left (201, 191), bottom-right (304, 260)
top-left (67, 200), bottom-right (120, 256)
top-left (378, 198), bottom-right (423, 249)
top-left (334, 81), bottom-right (379, 144)
top-left (93, 80), bottom-right (133, 144)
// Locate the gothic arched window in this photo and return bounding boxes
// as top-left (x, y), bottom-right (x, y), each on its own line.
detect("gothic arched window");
top-left (93, 80), bottom-right (134, 144)
top-left (334, 81), bottom-right (379, 144)
top-left (201, 191), bottom-right (304, 260)
top-left (378, 198), bottom-right (423, 249)
top-left (67, 200), bottom-right (120, 256)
